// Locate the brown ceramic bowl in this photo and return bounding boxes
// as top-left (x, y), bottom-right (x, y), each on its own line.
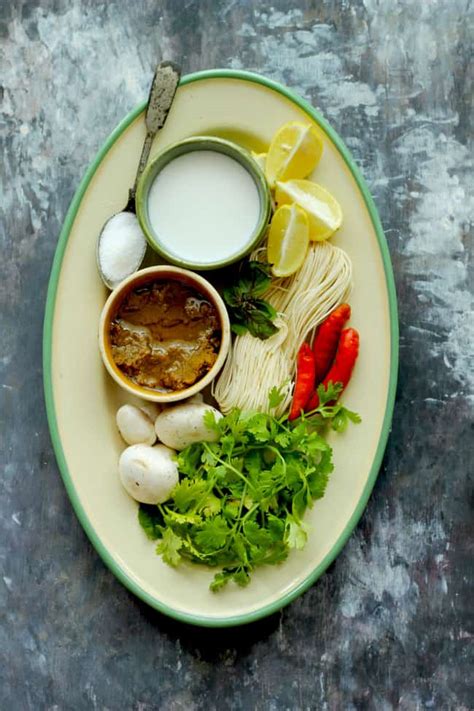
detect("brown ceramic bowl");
top-left (98, 266), bottom-right (231, 403)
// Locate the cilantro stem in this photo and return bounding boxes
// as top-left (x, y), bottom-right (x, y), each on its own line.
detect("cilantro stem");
top-left (202, 443), bottom-right (255, 493)
top-left (265, 445), bottom-right (287, 474)
top-left (241, 504), bottom-right (259, 523)
top-left (237, 484), bottom-right (247, 520)
top-left (184, 535), bottom-right (216, 559)
top-left (230, 502), bottom-right (260, 537)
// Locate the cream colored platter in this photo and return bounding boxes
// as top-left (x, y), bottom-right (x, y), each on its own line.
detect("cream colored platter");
top-left (43, 70), bottom-right (398, 627)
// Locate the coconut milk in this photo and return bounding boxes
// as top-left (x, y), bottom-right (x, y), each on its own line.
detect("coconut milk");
top-left (147, 150), bottom-right (261, 265)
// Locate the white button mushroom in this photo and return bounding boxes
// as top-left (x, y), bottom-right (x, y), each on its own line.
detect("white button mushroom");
top-left (138, 401), bottom-right (162, 422)
top-left (116, 404), bottom-right (156, 446)
top-left (119, 444), bottom-right (179, 504)
top-left (154, 401), bottom-right (222, 451)
top-left (187, 393), bottom-right (204, 404)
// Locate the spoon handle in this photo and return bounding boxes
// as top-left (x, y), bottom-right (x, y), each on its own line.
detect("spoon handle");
top-left (128, 60), bottom-right (181, 207)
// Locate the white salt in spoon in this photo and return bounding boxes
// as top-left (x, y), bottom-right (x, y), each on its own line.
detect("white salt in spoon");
top-left (97, 61), bottom-right (181, 290)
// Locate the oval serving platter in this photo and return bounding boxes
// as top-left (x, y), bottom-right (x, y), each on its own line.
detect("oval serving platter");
top-left (43, 69), bottom-right (398, 627)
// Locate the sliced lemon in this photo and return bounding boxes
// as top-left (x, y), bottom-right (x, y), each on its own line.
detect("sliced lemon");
top-left (267, 204), bottom-right (309, 277)
top-left (275, 179), bottom-right (343, 241)
top-left (251, 152), bottom-right (267, 172)
top-left (265, 121), bottom-right (323, 187)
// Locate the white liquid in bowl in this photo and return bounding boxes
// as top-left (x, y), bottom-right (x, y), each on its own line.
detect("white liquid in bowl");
top-left (147, 150), bottom-right (262, 265)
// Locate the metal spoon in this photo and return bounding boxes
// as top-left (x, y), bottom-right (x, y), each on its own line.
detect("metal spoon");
top-left (97, 60), bottom-right (181, 289)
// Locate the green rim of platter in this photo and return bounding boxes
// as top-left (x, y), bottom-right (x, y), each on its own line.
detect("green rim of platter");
top-left (43, 68), bottom-right (399, 628)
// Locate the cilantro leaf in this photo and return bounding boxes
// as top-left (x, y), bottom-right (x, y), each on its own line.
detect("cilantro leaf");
top-left (267, 514), bottom-right (285, 541)
top-left (172, 479), bottom-right (208, 513)
top-left (219, 434), bottom-right (235, 457)
top-left (331, 407), bottom-right (362, 432)
top-left (291, 488), bottom-right (307, 523)
top-left (244, 449), bottom-right (263, 477)
top-left (275, 431), bottom-right (291, 448)
top-left (195, 517), bottom-right (230, 551)
top-left (260, 542), bottom-right (288, 565)
top-left (286, 515), bottom-right (309, 550)
top-left (210, 570), bottom-right (233, 592)
top-left (223, 500), bottom-right (240, 520)
top-left (202, 494), bottom-right (222, 517)
top-left (243, 521), bottom-right (273, 548)
top-left (232, 532), bottom-right (249, 565)
top-left (307, 466), bottom-right (331, 499)
top-left (268, 384), bottom-right (286, 410)
top-left (317, 381), bottom-right (344, 406)
top-left (232, 568), bottom-right (251, 587)
top-left (138, 504), bottom-right (164, 540)
top-left (246, 413), bottom-right (271, 442)
top-left (176, 444), bottom-right (203, 477)
top-left (203, 409), bottom-right (221, 433)
top-left (156, 529), bottom-right (182, 566)
top-left (163, 509), bottom-right (203, 526)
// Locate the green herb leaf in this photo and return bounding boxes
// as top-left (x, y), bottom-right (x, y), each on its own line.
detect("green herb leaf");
top-left (163, 509), bottom-right (203, 526)
top-left (331, 406), bottom-right (362, 432)
top-left (195, 517), bottom-right (230, 552)
top-left (246, 413), bottom-right (272, 442)
top-left (243, 521), bottom-right (273, 548)
top-left (223, 261), bottom-right (279, 341)
top-left (286, 515), bottom-right (309, 550)
top-left (203, 409), bottom-right (221, 433)
top-left (317, 381), bottom-right (344, 406)
top-left (268, 384), bottom-right (286, 410)
top-left (176, 444), bottom-right (203, 477)
top-left (156, 529), bottom-right (182, 566)
top-left (267, 514), bottom-right (285, 541)
top-left (172, 478), bottom-right (208, 513)
top-left (291, 488), bottom-right (307, 523)
top-left (138, 504), bottom-right (164, 540)
top-left (202, 494), bottom-right (222, 517)
top-left (210, 570), bottom-right (233, 592)
top-left (260, 542), bottom-right (289, 565)
top-left (232, 568), bottom-right (251, 587)
top-left (231, 323), bottom-right (249, 337)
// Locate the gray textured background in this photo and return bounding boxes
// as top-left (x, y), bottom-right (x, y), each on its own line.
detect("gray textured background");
top-left (1, 1), bottom-right (473, 709)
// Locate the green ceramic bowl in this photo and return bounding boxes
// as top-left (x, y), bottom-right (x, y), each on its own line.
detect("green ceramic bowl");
top-left (135, 136), bottom-right (272, 270)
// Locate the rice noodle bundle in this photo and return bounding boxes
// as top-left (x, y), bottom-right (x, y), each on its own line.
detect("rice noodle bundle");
top-left (213, 242), bottom-right (352, 417)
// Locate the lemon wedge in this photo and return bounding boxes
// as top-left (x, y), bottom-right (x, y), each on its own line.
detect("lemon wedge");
top-left (265, 121), bottom-right (323, 187)
top-left (251, 152), bottom-right (267, 172)
top-left (275, 179), bottom-right (343, 241)
top-left (267, 204), bottom-right (309, 277)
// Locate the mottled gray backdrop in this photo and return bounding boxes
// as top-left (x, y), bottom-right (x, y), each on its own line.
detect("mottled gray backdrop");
top-left (1, 1), bottom-right (473, 709)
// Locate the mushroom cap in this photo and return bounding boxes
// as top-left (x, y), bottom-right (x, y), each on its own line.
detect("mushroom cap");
top-left (119, 443), bottom-right (178, 504)
top-left (116, 404), bottom-right (156, 446)
top-left (154, 402), bottom-right (222, 451)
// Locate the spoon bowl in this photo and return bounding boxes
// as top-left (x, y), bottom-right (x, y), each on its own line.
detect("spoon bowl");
top-left (96, 61), bottom-right (181, 289)
top-left (96, 212), bottom-right (148, 290)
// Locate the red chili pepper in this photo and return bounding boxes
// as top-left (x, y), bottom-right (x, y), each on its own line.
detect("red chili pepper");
top-left (289, 342), bottom-right (316, 420)
top-left (306, 328), bottom-right (359, 411)
top-left (313, 303), bottom-right (351, 385)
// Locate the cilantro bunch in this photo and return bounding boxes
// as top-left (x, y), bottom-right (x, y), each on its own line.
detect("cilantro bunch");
top-left (139, 384), bottom-right (360, 592)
